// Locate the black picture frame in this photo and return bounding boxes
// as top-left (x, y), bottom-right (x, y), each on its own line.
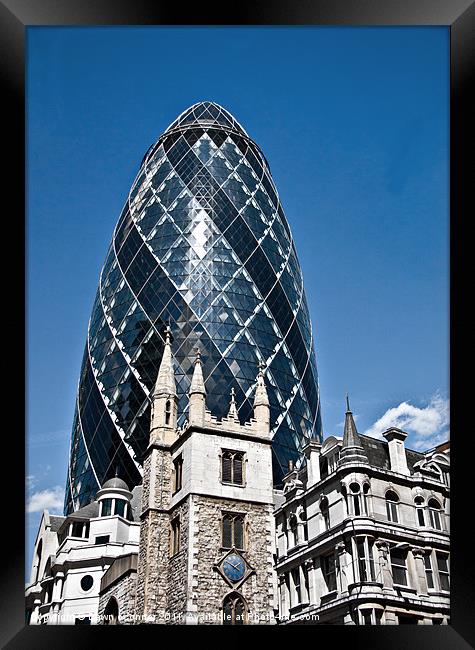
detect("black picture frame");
top-left (1, 0), bottom-right (473, 646)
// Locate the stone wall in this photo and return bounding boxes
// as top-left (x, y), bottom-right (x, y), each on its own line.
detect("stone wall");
top-left (166, 497), bottom-right (190, 623)
top-left (98, 572), bottom-right (137, 624)
top-left (135, 446), bottom-right (174, 623)
top-left (190, 495), bottom-right (275, 624)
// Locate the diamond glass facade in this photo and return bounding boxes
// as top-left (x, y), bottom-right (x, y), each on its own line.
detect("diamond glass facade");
top-left (65, 102), bottom-right (322, 514)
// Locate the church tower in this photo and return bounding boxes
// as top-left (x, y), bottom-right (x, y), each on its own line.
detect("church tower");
top-left (135, 338), bottom-right (276, 624)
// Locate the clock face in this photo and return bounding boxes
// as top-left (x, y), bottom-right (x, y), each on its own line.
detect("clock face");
top-left (222, 553), bottom-right (246, 583)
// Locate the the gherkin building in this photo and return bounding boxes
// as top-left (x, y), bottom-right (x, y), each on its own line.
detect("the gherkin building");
top-left (65, 101), bottom-right (322, 514)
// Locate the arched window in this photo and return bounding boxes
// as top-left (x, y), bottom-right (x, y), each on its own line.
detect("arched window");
top-left (223, 593), bottom-right (247, 625)
top-left (349, 482), bottom-right (361, 516)
top-left (385, 490), bottom-right (399, 523)
top-left (320, 496), bottom-right (330, 531)
top-left (428, 498), bottom-right (443, 531)
top-left (165, 400), bottom-right (171, 425)
top-left (104, 597), bottom-right (119, 625)
top-left (414, 496), bottom-right (426, 527)
top-left (362, 482), bottom-right (371, 515)
top-left (222, 513), bottom-right (245, 550)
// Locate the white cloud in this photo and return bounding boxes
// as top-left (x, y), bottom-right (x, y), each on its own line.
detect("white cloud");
top-left (363, 393), bottom-right (449, 451)
top-left (26, 486), bottom-right (65, 514)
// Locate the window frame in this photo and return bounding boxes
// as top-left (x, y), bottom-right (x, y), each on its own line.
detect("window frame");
top-left (170, 516), bottom-right (181, 556)
top-left (221, 511), bottom-right (246, 551)
top-left (222, 592), bottom-right (248, 625)
top-left (173, 454), bottom-right (183, 494)
top-left (221, 449), bottom-right (246, 487)
top-left (385, 490), bottom-right (400, 524)
top-left (436, 552), bottom-right (450, 591)
top-left (321, 553), bottom-right (337, 593)
top-left (390, 547), bottom-right (408, 587)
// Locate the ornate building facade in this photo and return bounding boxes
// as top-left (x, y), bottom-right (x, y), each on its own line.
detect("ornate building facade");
top-left (274, 399), bottom-right (450, 625)
top-left (26, 351), bottom-right (450, 625)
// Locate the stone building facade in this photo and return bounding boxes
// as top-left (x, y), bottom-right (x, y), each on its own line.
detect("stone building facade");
top-left (133, 329), bottom-right (276, 624)
top-left (274, 399), bottom-right (450, 625)
top-left (26, 343), bottom-right (449, 626)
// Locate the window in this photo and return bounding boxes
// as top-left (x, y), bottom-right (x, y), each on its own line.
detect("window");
top-left (321, 554), bottom-right (337, 592)
top-left (95, 535), bottom-right (110, 545)
top-left (101, 499), bottom-right (113, 517)
top-left (291, 567), bottom-right (301, 604)
top-left (104, 597), bottom-right (119, 625)
top-left (173, 455), bottom-right (183, 493)
top-left (390, 548), bottom-right (408, 586)
top-left (320, 496), bottom-right (330, 531)
top-left (362, 483), bottom-right (370, 514)
top-left (165, 399), bottom-right (171, 425)
top-left (424, 553), bottom-right (434, 589)
top-left (436, 553), bottom-right (450, 591)
top-left (222, 513), bottom-right (245, 550)
top-left (71, 521), bottom-right (88, 538)
top-left (223, 593), bottom-right (247, 625)
top-left (170, 517), bottom-right (180, 556)
top-left (114, 499), bottom-right (127, 518)
top-left (428, 499), bottom-right (443, 531)
top-left (349, 483), bottom-right (361, 516)
top-left (415, 496), bottom-right (426, 527)
top-left (221, 450), bottom-right (244, 486)
top-left (320, 456), bottom-right (329, 479)
top-left (386, 490), bottom-right (399, 523)
top-left (356, 537), bottom-right (375, 582)
top-left (361, 609), bottom-right (372, 625)
top-left (80, 575), bottom-right (94, 592)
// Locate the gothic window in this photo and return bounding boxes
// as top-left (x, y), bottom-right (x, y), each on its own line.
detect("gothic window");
top-left (173, 454), bottom-right (183, 493)
top-left (170, 516), bottom-right (181, 556)
top-left (221, 450), bottom-right (245, 486)
top-left (436, 553), bottom-right (450, 591)
top-left (104, 597), bottom-right (119, 625)
top-left (415, 496), bottom-right (426, 527)
top-left (385, 490), bottom-right (399, 523)
top-left (428, 498), bottom-right (443, 531)
top-left (223, 593), bottom-right (247, 625)
top-left (222, 513), bottom-right (245, 550)
top-left (321, 553), bottom-right (337, 592)
top-left (165, 399), bottom-right (171, 425)
top-left (390, 548), bottom-right (408, 586)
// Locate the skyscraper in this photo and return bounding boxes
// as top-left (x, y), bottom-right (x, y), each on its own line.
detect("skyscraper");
top-left (65, 101), bottom-right (322, 514)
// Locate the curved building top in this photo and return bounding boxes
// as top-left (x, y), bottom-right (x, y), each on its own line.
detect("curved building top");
top-left (65, 100), bottom-right (322, 513)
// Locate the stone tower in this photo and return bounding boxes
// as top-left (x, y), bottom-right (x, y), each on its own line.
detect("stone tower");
top-left (135, 339), bottom-right (276, 624)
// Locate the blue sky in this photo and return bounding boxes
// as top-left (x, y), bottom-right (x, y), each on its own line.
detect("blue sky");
top-left (26, 26), bottom-right (449, 571)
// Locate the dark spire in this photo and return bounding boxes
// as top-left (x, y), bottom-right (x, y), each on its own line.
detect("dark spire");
top-left (339, 394), bottom-right (368, 465)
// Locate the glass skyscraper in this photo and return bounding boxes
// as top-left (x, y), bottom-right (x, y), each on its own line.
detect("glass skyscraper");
top-left (65, 102), bottom-right (322, 514)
